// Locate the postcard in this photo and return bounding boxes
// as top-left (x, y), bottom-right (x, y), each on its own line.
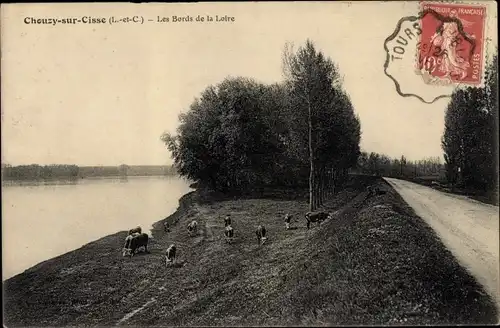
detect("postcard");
top-left (1, 2), bottom-right (498, 326)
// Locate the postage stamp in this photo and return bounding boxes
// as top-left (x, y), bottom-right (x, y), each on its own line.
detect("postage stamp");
top-left (384, 1), bottom-right (489, 104)
top-left (416, 2), bottom-right (487, 86)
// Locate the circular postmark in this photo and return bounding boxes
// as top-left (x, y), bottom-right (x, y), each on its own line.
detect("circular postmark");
top-left (384, 2), bottom-right (487, 104)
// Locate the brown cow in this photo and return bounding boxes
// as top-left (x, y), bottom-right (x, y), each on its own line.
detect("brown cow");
top-left (284, 214), bottom-right (292, 230)
top-left (224, 225), bottom-right (234, 244)
top-left (305, 211), bottom-right (332, 229)
top-left (164, 221), bottom-right (170, 233)
top-left (123, 233), bottom-right (149, 257)
top-left (187, 220), bottom-right (198, 236)
top-left (256, 225), bottom-right (267, 245)
top-left (224, 215), bottom-right (232, 227)
top-left (165, 244), bottom-right (177, 265)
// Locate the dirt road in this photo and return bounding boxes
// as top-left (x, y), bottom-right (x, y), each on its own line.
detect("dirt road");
top-left (384, 177), bottom-right (500, 311)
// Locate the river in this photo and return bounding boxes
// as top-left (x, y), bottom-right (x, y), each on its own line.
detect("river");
top-left (1, 176), bottom-right (193, 281)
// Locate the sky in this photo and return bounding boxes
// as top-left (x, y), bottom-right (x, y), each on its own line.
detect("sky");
top-left (1, 2), bottom-right (498, 166)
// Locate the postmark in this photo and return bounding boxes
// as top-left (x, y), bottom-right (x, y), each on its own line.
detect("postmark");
top-left (384, 1), bottom-right (488, 104)
top-left (416, 2), bottom-right (486, 86)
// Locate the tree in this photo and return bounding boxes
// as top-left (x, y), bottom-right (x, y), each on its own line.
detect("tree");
top-left (118, 164), bottom-right (129, 176)
top-left (164, 40), bottom-right (361, 203)
top-left (282, 40), bottom-right (360, 211)
top-left (163, 77), bottom-right (289, 192)
top-left (442, 50), bottom-right (497, 194)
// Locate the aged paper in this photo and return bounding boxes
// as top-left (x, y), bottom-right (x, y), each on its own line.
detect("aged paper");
top-left (2, 2), bottom-right (498, 326)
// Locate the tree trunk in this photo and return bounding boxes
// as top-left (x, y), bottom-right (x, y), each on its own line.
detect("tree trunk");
top-left (332, 168), bottom-right (336, 194)
top-left (322, 169), bottom-right (326, 200)
top-left (324, 169), bottom-right (328, 198)
top-left (329, 168), bottom-right (333, 195)
top-left (329, 168), bottom-right (333, 196)
top-left (314, 170), bottom-right (318, 208)
top-left (318, 168), bottom-right (325, 206)
top-left (308, 99), bottom-right (314, 212)
top-left (317, 168), bottom-right (321, 207)
top-left (325, 169), bottom-right (329, 198)
top-left (316, 168), bottom-right (320, 207)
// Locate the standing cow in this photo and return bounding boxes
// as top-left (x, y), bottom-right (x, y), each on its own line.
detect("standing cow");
top-left (284, 214), bottom-right (292, 230)
top-left (123, 233), bottom-right (150, 257)
top-left (224, 215), bottom-right (232, 227)
top-left (367, 185), bottom-right (385, 197)
top-left (305, 211), bottom-right (332, 229)
top-left (224, 225), bottom-right (234, 244)
top-left (187, 220), bottom-right (198, 236)
top-left (256, 225), bottom-right (267, 245)
top-left (165, 244), bottom-right (177, 265)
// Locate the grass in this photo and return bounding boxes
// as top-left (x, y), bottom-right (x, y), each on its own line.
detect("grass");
top-left (3, 175), bottom-right (497, 326)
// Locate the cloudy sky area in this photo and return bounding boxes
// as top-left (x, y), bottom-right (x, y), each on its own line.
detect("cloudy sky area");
top-left (1, 2), bottom-right (497, 166)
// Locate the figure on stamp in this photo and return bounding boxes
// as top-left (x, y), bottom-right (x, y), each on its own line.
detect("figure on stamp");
top-left (429, 9), bottom-right (475, 80)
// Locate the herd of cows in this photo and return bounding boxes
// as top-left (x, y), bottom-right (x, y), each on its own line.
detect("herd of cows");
top-left (120, 211), bottom-right (335, 265)
top-left (120, 185), bottom-right (386, 266)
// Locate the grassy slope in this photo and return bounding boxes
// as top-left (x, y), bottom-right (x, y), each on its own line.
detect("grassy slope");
top-left (3, 175), bottom-right (497, 326)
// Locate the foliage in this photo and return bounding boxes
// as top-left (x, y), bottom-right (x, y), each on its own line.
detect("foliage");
top-left (1, 164), bottom-right (79, 180)
top-left (164, 40), bottom-right (362, 211)
top-left (356, 151), bottom-right (444, 180)
top-left (1, 164), bottom-right (177, 180)
top-left (441, 51), bottom-right (498, 192)
top-left (162, 77), bottom-right (290, 191)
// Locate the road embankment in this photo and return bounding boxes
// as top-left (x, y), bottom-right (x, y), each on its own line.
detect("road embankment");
top-left (3, 175), bottom-right (497, 326)
top-left (385, 177), bottom-right (500, 313)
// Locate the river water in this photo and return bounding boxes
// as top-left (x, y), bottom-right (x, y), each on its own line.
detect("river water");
top-left (1, 176), bottom-right (193, 280)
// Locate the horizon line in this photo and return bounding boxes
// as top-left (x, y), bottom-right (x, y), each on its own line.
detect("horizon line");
top-left (1, 163), bottom-right (175, 167)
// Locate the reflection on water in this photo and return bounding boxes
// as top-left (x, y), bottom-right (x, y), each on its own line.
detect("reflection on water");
top-left (2, 176), bottom-right (193, 280)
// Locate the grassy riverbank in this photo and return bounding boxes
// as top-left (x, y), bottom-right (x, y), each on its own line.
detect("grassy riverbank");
top-left (3, 175), bottom-right (497, 326)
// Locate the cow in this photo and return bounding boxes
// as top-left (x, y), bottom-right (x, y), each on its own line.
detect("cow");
top-left (305, 211), bottom-right (332, 229)
top-left (187, 220), bottom-right (198, 236)
top-left (367, 185), bottom-right (386, 197)
top-left (284, 213), bottom-right (292, 230)
top-left (256, 225), bottom-right (267, 245)
top-left (122, 232), bottom-right (149, 257)
top-left (224, 225), bottom-right (234, 244)
top-left (128, 226), bottom-right (142, 235)
top-left (224, 215), bottom-right (232, 227)
top-left (165, 244), bottom-right (177, 265)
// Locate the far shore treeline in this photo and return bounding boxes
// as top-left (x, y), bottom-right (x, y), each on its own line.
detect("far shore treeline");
top-left (1, 164), bottom-right (178, 181)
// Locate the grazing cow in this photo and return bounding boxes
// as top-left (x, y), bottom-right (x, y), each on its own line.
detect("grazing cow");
top-left (224, 225), bottom-right (234, 244)
top-left (367, 185), bottom-right (386, 197)
top-left (305, 211), bottom-right (332, 229)
top-left (224, 215), bottom-right (232, 227)
top-left (187, 220), bottom-right (198, 236)
top-left (284, 214), bottom-right (292, 230)
top-left (128, 226), bottom-right (142, 235)
top-left (256, 225), bottom-right (267, 245)
top-left (123, 233), bottom-right (149, 257)
top-left (165, 244), bottom-right (177, 265)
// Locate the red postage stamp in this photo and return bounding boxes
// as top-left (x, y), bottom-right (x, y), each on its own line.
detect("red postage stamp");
top-left (416, 2), bottom-right (487, 86)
